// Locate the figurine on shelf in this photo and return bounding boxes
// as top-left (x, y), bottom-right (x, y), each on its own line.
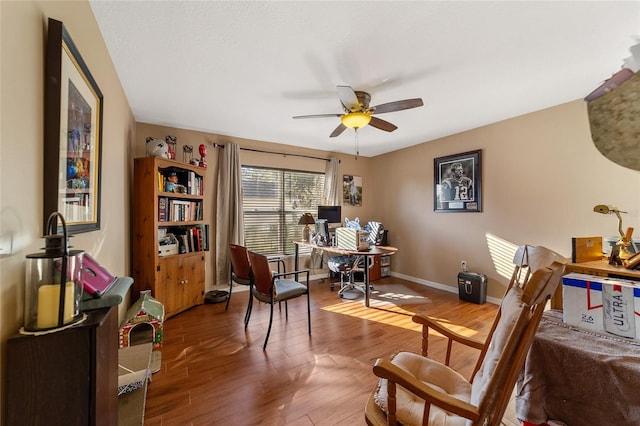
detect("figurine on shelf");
top-left (165, 172), bottom-right (186, 193)
top-left (198, 144), bottom-right (207, 168)
top-left (165, 135), bottom-right (177, 160)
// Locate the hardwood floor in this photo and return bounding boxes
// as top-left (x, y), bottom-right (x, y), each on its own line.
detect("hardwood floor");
top-left (143, 276), bottom-right (502, 425)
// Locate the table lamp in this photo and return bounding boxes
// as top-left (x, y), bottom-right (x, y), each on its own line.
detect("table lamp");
top-left (593, 204), bottom-right (634, 264)
top-left (298, 213), bottom-right (315, 242)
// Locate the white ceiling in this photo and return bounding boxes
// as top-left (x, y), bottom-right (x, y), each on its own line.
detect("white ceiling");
top-left (89, 1), bottom-right (640, 157)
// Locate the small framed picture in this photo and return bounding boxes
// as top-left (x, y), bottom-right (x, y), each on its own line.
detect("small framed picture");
top-left (434, 150), bottom-right (482, 212)
top-left (343, 175), bottom-right (362, 206)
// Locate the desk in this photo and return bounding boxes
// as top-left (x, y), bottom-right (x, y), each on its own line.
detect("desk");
top-left (551, 258), bottom-right (640, 309)
top-left (515, 310), bottom-right (640, 425)
top-left (293, 241), bottom-right (397, 307)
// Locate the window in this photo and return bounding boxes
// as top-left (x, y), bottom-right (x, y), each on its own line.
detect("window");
top-left (242, 166), bottom-right (324, 255)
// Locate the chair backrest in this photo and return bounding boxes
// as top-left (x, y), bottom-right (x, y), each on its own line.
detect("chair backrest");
top-left (471, 245), bottom-right (564, 378)
top-left (470, 246), bottom-right (566, 425)
top-left (229, 244), bottom-right (251, 282)
top-left (247, 251), bottom-right (274, 296)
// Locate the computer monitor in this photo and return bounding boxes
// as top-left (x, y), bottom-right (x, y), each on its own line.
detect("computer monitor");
top-left (317, 205), bottom-right (341, 224)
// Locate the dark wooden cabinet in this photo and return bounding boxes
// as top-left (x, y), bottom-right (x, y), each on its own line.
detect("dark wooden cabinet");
top-left (6, 306), bottom-right (118, 426)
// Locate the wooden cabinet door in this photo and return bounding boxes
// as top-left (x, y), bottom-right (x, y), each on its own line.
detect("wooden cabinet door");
top-left (369, 255), bottom-right (382, 281)
top-left (180, 253), bottom-right (205, 308)
top-left (158, 254), bottom-right (204, 317)
top-left (158, 256), bottom-right (181, 316)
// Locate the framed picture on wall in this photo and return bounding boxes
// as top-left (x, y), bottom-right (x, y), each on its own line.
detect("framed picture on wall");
top-left (343, 175), bottom-right (362, 206)
top-left (434, 150), bottom-right (482, 212)
top-left (44, 18), bottom-right (103, 233)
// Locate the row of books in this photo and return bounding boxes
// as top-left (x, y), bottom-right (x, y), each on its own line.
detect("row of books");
top-left (157, 169), bottom-right (204, 195)
top-left (175, 225), bottom-right (209, 253)
top-left (158, 198), bottom-right (203, 222)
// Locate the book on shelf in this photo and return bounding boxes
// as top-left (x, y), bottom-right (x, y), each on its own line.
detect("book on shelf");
top-left (158, 197), bottom-right (168, 222)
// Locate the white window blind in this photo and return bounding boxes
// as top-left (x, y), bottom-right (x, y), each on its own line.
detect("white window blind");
top-left (242, 166), bottom-right (324, 256)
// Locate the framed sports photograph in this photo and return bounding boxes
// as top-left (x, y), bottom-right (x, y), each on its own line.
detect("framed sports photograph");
top-left (44, 19), bottom-right (103, 233)
top-left (434, 150), bottom-right (482, 212)
top-left (343, 175), bottom-right (362, 206)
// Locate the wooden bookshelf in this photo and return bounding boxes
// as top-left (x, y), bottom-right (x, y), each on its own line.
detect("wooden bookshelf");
top-left (133, 157), bottom-right (208, 318)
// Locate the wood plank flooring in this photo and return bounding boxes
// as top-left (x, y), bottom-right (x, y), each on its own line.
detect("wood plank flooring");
top-left (143, 276), bottom-right (504, 425)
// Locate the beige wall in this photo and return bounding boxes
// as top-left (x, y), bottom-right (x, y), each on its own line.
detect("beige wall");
top-left (0, 1), bottom-right (135, 418)
top-left (371, 100), bottom-right (640, 299)
top-left (139, 100), bottom-right (640, 302)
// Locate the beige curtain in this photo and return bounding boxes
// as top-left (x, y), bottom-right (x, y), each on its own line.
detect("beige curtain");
top-left (322, 156), bottom-right (340, 205)
top-left (215, 142), bottom-right (244, 286)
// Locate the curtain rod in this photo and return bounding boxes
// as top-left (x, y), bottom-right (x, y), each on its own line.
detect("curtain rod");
top-left (212, 143), bottom-right (331, 162)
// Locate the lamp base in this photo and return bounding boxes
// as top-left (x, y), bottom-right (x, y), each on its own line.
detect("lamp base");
top-left (302, 225), bottom-right (310, 242)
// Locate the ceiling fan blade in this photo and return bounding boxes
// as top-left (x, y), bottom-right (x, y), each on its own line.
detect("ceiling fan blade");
top-left (330, 123), bottom-right (347, 138)
top-left (293, 113), bottom-right (341, 119)
top-left (336, 86), bottom-right (360, 111)
top-left (369, 116), bottom-right (398, 132)
top-left (372, 98), bottom-right (424, 114)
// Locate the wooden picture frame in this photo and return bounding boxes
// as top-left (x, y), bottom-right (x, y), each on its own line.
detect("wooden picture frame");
top-left (434, 150), bottom-right (482, 212)
top-left (44, 18), bottom-right (103, 233)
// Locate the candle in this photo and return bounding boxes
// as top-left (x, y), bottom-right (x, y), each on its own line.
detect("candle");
top-left (37, 282), bottom-right (75, 329)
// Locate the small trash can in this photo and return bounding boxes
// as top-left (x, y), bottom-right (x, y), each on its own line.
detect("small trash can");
top-left (457, 272), bottom-right (487, 304)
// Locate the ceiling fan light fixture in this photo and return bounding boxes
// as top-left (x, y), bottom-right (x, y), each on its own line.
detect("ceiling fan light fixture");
top-left (341, 112), bottom-right (371, 129)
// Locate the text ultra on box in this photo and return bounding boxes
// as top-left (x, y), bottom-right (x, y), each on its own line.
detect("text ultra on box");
top-left (562, 272), bottom-right (640, 340)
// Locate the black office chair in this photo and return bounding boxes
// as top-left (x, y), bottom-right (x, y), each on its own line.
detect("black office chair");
top-left (328, 255), bottom-right (369, 298)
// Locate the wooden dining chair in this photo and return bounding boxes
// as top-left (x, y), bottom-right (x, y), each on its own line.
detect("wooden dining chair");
top-left (225, 244), bottom-right (254, 327)
top-left (365, 245), bottom-right (567, 426)
top-left (247, 250), bottom-right (311, 350)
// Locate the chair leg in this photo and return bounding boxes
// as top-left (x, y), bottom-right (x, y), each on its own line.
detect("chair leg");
top-left (244, 291), bottom-right (253, 329)
top-left (225, 279), bottom-right (233, 311)
top-left (306, 293), bottom-right (311, 335)
top-left (263, 302), bottom-right (275, 350)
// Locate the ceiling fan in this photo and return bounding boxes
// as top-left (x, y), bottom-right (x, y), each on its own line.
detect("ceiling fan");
top-left (293, 85), bottom-right (424, 137)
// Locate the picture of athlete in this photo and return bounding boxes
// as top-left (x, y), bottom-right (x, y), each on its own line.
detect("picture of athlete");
top-left (441, 162), bottom-right (473, 201)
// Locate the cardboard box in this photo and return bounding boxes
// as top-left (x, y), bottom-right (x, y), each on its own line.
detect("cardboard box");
top-left (562, 272), bottom-right (640, 339)
top-left (335, 227), bottom-right (369, 251)
top-left (571, 236), bottom-right (603, 263)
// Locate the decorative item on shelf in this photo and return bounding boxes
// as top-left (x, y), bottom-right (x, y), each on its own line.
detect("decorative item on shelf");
top-left (298, 213), bottom-right (315, 242)
top-left (146, 137), bottom-right (170, 158)
top-left (593, 204), bottom-right (636, 264)
top-left (23, 212), bottom-right (84, 332)
top-left (164, 172), bottom-right (186, 193)
top-left (198, 144), bottom-right (207, 168)
top-left (183, 144), bottom-right (196, 165)
top-left (165, 135), bottom-right (177, 160)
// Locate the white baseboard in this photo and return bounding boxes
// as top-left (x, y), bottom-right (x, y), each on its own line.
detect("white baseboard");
top-left (389, 272), bottom-right (501, 305)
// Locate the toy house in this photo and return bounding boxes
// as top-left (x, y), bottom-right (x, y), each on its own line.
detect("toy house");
top-left (119, 290), bottom-right (165, 349)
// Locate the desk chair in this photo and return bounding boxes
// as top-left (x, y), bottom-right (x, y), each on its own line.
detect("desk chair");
top-left (328, 255), bottom-right (372, 297)
top-left (247, 251), bottom-right (311, 350)
top-left (365, 245), bottom-right (566, 426)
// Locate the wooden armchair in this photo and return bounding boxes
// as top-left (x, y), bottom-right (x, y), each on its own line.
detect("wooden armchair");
top-left (365, 245), bottom-right (567, 426)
